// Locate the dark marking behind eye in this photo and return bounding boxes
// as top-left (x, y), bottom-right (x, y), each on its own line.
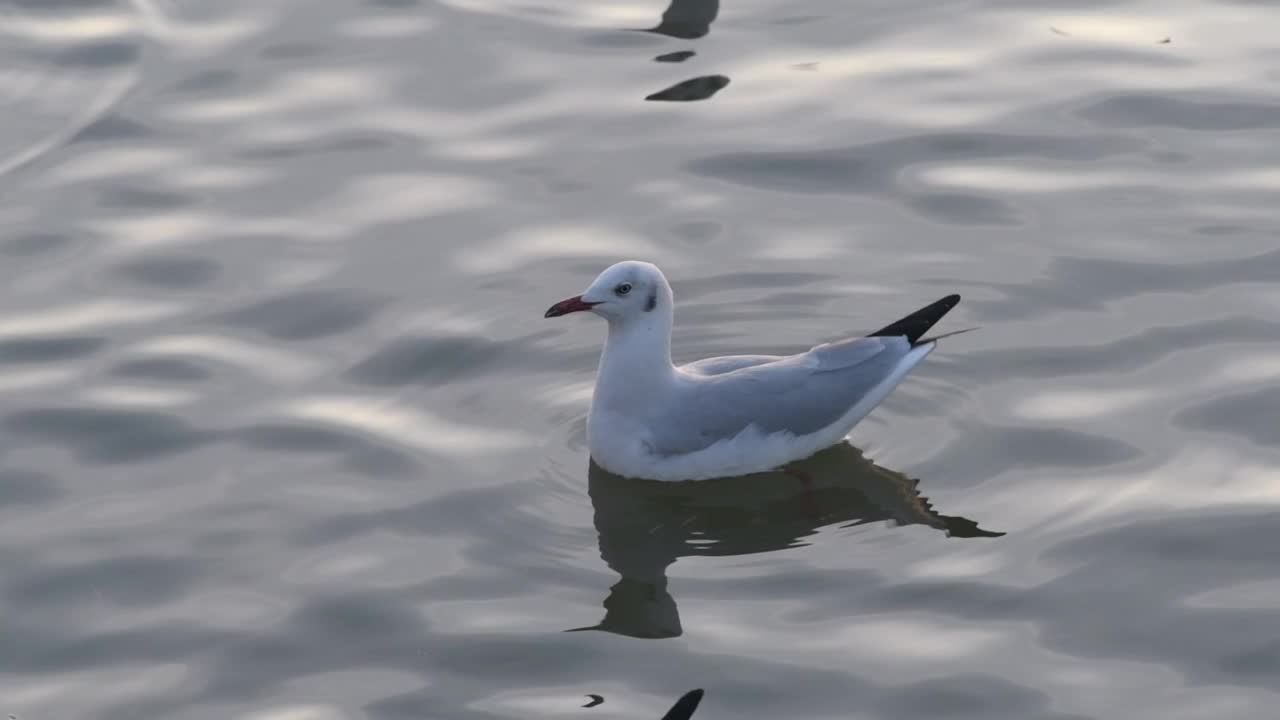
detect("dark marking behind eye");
top-left (645, 291), bottom-right (657, 312)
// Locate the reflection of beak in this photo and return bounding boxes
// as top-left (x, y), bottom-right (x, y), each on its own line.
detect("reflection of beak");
top-left (563, 624), bottom-right (602, 632)
top-left (544, 295), bottom-right (599, 318)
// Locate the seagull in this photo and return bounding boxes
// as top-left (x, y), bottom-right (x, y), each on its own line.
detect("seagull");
top-left (545, 261), bottom-right (967, 482)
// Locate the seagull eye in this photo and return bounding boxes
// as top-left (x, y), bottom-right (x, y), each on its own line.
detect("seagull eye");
top-left (615, 282), bottom-right (632, 296)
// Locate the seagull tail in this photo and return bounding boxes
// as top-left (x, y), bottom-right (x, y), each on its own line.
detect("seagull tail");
top-left (661, 689), bottom-right (705, 720)
top-left (867, 294), bottom-right (962, 346)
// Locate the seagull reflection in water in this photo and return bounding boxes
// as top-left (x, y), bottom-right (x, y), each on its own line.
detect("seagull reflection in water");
top-left (633, 0), bottom-right (719, 39)
top-left (629, 0), bottom-right (729, 101)
top-left (570, 441), bottom-right (1003, 639)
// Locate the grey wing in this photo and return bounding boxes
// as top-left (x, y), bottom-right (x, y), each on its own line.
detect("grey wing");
top-left (651, 337), bottom-right (911, 455)
top-left (680, 354), bottom-right (781, 376)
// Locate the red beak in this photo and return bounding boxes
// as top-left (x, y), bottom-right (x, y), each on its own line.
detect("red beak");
top-left (544, 295), bottom-right (599, 318)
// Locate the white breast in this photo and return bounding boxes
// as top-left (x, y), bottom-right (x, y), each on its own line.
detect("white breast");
top-left (586, 407), bottom-right (658, 479)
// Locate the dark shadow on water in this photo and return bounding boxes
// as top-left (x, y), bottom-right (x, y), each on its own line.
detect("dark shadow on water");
top-left (0, 336), bottom-right (104, 364)
top-left (165, 69), bottom-right (239, 95)
top-left (626, 0), bottom-right (729, 101)
top-left (112, 255), bottom-right (221, 288)
top-left (216, 289), bottom-right (385, 341)
top-left (95, 187), bottom-right (194, 211)
top-left (5, 555), bottom-right (198, 610)
top-left (646, 75), bottom-right (730, 102)
top-left (345, 331), bottom-right (593, 387)
top-left (109, 357), bottom-right (212, 383)
top-left (2, 407), bottom-right (215, 464)
top-left (572, 442), bottom-right (1002, 638)
top-left (236, 423), bottom-right (420, 476)
top-left (632, 0), bottom-right (719, 39)
top-left (0, 469), bottom-right (60, 507)
top-left (655, 50), bottom-right (696, 63)
top-left (1175, 386), bottom-right (1280, 447)
top-left (25, 41), bottom-right (139, 68)
top-left (2, 232), bottom-right (76, 257)
top-left (70, 114), bottom-right (150, 144)
top-left (0, 407), bottom-right (417, 475)
top-left (1078, 92), bottom-right (1280, 130)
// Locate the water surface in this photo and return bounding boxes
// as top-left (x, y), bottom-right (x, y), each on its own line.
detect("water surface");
top-left (1, 1), bottom-right (1279, 719)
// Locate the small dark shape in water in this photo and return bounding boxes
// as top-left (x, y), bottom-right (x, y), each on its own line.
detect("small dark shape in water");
top-left (633, 0), bottom-right (719, 39)
top-left (655, 50), bottom-right (696, 63)
top-left (582, 694), bottom-right (604, 708)
top-left (661, 689), bottom-right (704, 720)
top-left (1158, 37), bottom-right (1171, 44)
top-left (645, 75), bottom-right (729, 102)
top-left (1049, 26), bottom-right (1070, 36)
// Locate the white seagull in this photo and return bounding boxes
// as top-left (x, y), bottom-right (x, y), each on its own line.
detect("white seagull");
top-left (545, 261), bottom-right (967, 481)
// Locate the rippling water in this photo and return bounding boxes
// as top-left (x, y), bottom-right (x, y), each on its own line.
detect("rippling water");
top-left (2, 0), bottom-right (1279, 718)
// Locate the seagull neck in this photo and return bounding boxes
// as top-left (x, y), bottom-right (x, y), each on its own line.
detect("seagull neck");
top-left (598, 315), bottom-right (675, 392)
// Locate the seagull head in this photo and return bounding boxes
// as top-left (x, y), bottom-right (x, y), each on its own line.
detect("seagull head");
top-left (545, 260), bottom-right (671, 322)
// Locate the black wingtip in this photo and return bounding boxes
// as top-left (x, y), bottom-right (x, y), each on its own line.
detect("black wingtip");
top-left (867, 294), bottom-right (962, 346)
top-left (661, 689), bottom-right (705, 720)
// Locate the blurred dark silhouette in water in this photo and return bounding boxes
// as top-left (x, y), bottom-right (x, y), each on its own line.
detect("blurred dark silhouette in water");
top-left (631, 0), bottom-right (728, 100)
top-left (646, 75), bottom-right (730, 102)
top-left (655, 50), bottom-right (697, 63)
top-left (571, 442), bottom-right (1003, 638)
top-left (632, 0), bottom-right (719, 39)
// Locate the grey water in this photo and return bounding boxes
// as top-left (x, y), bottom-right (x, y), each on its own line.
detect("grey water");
top-left (1, 0), bottom-right (1278, 718)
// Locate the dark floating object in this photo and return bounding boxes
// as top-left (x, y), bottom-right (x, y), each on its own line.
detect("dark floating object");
top-left (633, 0), bottom-right (719, 39)
top-left (1158, 36), bottom-right (1171, 44)
top-left (1049, 26), bottom-right (1070, 36)
top-left (583, 694), bottom-right (605, 708)
top-left (655, 50), bottom-right (696, 63)
top-left (661, 689), bottom-right (705, 720)
top-left (645, 75), bottom-right (729, 102)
